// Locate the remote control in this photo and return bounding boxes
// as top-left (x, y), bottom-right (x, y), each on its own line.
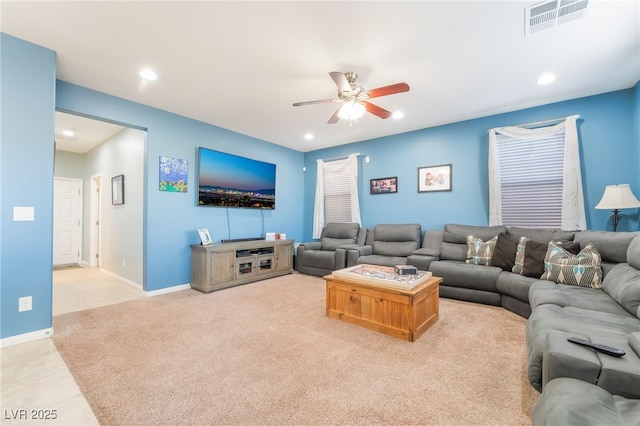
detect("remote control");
top-left (567, 337), bottom-right (625, 357)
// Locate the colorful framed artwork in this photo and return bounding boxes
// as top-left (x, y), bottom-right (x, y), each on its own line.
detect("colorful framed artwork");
top-left (370, 176), bottom-right (398, 194)
top-left (159, 156), bottom-right (188, 192)
top-left (418, 164), bottom-right (452, 192)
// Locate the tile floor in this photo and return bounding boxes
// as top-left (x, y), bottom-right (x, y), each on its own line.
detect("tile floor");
top-left (1, 266), bottom-right (143, 425)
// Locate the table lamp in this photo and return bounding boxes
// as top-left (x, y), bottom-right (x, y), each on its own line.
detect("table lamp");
top-left (595, 184), bottom-right (640, 231)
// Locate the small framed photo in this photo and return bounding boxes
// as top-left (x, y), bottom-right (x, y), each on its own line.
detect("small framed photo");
top-left (112, 174), bottom-right (125, 205)
top-left (197, 228), bottom-right (212, 245)
top-left (418, 164), bottom-right (452, 192)
top-left (370, 176), bottom-right (398, 194)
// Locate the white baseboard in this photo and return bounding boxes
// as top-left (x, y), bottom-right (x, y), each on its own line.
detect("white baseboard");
top-left (99, 268), bottom-right (143, 291)
top-left (144, 283), bottom-right (191, 297)
top-left (0, 328), bottom-right (53, 349)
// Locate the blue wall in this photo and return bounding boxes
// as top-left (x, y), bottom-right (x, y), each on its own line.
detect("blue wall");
top-left (302, 87), bottom-right (640, 240)
top-left (56, 82), bottom-right (305, 292)
top-left (1, 34), bottom-right (56, 339)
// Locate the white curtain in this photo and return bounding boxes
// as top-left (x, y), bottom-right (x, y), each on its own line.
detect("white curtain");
top-left (312, 154), bottom-right (361, 238)
top-left (488, 115), bottom-right (586, 230)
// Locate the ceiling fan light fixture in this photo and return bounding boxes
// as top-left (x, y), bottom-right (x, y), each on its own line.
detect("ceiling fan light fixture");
top-left (337, 101), bottom-right (366, 121)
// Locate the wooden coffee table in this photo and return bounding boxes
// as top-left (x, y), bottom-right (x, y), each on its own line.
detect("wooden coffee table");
top-left (324, 265), bottom-right (442, 342)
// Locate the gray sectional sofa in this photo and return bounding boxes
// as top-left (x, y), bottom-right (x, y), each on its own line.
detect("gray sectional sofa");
top-left (296, 221), bottom-right (640, 422)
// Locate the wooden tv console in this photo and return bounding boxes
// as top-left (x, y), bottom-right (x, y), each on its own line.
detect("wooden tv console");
top-left (190, 239), bottom-right (293, 293)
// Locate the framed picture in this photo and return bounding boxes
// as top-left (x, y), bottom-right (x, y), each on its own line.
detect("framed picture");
top-left (197, 228), bottom-right (212, 245)
top-left (112, 174), bottom-right (125, 205)
top-left (370, 176), bottom-right (398, 194)
top-left (418, 164), bottom-right (452, 192)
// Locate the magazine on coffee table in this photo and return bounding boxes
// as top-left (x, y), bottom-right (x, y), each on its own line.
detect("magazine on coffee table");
top-left (333, 264), bottom-right (432, 289)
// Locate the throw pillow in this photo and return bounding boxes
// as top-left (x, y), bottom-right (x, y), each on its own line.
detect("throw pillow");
top-left (512, 236), bottom-right (528, 274)
top-left (522, 240), bottom-right (549, 278)
top-left (522, 240), bottom-right (580, 278)
top-left (465, 235), bottom-right (498, 265)
top-left (490, 233), bottom-right (518, 271)
top-left (541, 242), bottom-right (603, 289)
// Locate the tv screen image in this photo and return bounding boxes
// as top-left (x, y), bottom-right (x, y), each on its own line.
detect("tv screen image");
top-left (197, 147), bottom-right (276, 209)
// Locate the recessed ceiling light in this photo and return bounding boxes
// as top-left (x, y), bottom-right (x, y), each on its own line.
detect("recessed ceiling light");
top-left (537, 73), bottom-right (556, 85)
top-left (62, 129), bottom-right (75, 137)
top-left (139, 68), bottom-right (158, 81)
top-left (392, 111), bottom-right (405, 119)
top-left (304, 133), bottom-right (314, 141)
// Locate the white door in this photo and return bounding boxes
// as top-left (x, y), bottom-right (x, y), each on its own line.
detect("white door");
top-left (53, 178), bottom-right (82, 266)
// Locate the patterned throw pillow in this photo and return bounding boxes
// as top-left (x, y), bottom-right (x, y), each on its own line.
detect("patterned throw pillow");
top-left (512, 236), bottom-right (528, 274)
top-left (465, 235), bottom-right (498, 265)
top-left (541, 241), bottom-right (603, 289)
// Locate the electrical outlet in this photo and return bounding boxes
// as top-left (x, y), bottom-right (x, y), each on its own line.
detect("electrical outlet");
top-left (19, 296), bottom-right (32, 312)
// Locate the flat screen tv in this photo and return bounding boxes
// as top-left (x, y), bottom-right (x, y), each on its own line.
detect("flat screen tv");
top-left (197, 147), bottom-right (276, 209)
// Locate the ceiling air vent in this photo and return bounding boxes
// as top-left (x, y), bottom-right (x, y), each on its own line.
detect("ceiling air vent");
top-left (525, 0), bottom-right (589, 36)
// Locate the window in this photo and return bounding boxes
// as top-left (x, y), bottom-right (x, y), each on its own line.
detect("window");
top-left (488, 115), bottom-right (586, 230)
top-left (313, 154), bottom-right (361, 238)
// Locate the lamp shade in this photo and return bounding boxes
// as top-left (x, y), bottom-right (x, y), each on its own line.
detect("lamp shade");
top-left (595, 184), bottom-right (640, 210)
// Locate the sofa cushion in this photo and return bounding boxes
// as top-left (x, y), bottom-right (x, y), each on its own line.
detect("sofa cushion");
top-left (356, 254), bottom-right (409, 267)
top-left (602, 263), bottom-right (640, 319)
top-left (373, 241), bottom-right (420, 257)
top-left (490, 233), bottom-right (518, 271)
top-left (574, 231), bottom-right (640, 264)
top-left (430, 260), bottom-right (502, 293)
top-left (528, 281), bottom-right (631, 316)
top-left (526, 304), bottom-right (640, 393)
top-left (443, 224), bottom-right (507, 244)
top-left (628, 234), bottom-right (640, 270)
top-left (439, 242), bottom-right (467, 261)
top-left (508, 227), bottom-right (576, 243)
top-left (496, 271), bottom-right (542, 303)
top-left (320, 223), bottom-right (360, 250)
top-left (532, 377), bottom-right (640, 426)
top-left (465, 235), bottom-right (498, 265)
top-left (321, 237), bottom-right (356, 251)
top-left (541, 242), bottom-right (603, 289)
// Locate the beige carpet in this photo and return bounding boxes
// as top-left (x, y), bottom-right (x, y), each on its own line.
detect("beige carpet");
top-left (52, 273), bottom-right (539, 425)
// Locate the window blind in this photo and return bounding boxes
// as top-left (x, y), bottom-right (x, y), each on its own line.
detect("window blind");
top-left (496, 132), bottom-right (565, 228)
top-left (323, 159), bottom-right (353, 223)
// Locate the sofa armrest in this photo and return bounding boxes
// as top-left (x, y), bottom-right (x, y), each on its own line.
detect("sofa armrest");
top-left (296, 241), bottom-right (322, 256)
top-left (345, 245), bottom-right (373, 267)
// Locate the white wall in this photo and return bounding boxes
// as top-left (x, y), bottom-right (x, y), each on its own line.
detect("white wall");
top-left (85, 127), bottom-right (145, 285)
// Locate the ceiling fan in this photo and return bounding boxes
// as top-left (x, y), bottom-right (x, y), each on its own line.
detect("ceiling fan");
top-left (293, 72), bottom-right (410, 124)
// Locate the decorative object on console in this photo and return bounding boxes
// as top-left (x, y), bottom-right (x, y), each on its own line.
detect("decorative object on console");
top-left (197, 228), bottom-right (212, 245)
top-left (111, 174), bottom-right (124, 205)
top-left (418, 164), bottom-right (452, 192)
top-left (595, 184), bottom-right (640, 231)
top-left (370, 176), bottom-right (397, 194)
top-left (159, 156), bottom-right (188, 192)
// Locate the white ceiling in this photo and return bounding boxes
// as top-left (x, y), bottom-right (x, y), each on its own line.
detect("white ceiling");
top-left (2, 1), bottom-right (639, 153)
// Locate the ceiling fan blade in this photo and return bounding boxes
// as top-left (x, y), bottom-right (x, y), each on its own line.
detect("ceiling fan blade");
top-left (366, 82), bottom-right (410, 99)
top-left (293, 99), bottom-right (335, 107)
top-left (362, 101), bottom-right (392, 119)
top-left (329, 71), bottom-right (351, 92)
top-left (327, 106), bottom-right (341, 124)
